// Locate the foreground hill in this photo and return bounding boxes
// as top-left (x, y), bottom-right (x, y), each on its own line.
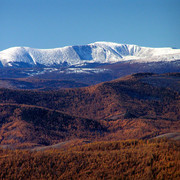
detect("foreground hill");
top-left (0, 139), bottom-right (179, 179)
top-left (0, 73), bottom-right (179, 147)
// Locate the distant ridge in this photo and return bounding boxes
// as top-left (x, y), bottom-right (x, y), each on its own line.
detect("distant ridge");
top-left (0, 42), bottom-right (180, 68)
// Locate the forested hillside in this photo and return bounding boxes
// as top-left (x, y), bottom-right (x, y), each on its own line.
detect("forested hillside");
top-left (0, 73), bottom-right (179, 148)
top-left (0, 139), bottom-right (179, 179)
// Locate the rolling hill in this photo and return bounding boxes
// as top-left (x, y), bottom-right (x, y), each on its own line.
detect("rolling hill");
top-left (0, 73), bottom-right (179, 148)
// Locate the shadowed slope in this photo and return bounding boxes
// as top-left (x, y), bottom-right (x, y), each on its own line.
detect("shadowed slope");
top-left (0, 104), bottom-right (106, 148)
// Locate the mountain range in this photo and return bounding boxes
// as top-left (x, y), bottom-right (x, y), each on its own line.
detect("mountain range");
top-left (0, 42), bottom-right (180, 89)
top-left (1, 42), bottom-right (180, 68)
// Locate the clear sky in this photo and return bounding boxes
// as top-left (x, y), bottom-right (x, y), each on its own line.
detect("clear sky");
top-left (0, 0), bottom-right (180, 51)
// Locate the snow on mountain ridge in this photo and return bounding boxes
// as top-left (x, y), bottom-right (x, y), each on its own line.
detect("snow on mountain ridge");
top-left (0, 42), bottom-right (180, 67)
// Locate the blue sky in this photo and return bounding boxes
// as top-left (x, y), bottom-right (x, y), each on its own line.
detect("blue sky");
top-left (0, 0), bottom-right (180, 50)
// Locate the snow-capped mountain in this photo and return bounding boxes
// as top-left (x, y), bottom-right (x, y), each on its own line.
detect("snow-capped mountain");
top-left (0, 42), bottom-right (180, 68)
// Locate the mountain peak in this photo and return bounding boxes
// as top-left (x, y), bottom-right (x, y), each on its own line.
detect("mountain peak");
top-left (90, 41), bottom-right (123, 46)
